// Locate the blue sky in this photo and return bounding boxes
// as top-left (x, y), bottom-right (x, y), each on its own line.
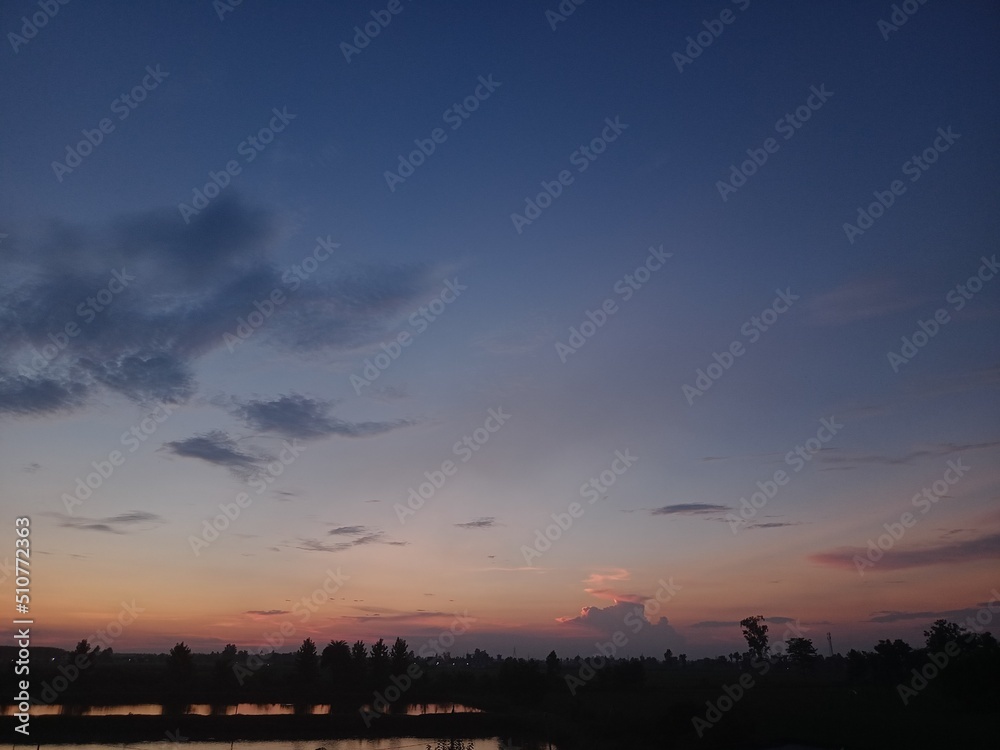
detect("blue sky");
top-left (1, 0), bottom-right (998, 658)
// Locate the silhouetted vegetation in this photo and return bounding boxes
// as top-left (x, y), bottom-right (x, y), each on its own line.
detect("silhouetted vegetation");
top-left (2, 616), bottom-right (998, 748)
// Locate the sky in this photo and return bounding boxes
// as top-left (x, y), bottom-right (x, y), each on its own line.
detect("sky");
top-left (1, 0), bottom-right (998, 660)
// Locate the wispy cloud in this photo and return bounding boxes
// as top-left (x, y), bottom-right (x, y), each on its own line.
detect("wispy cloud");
top-left (0, 195), bottom-right (443, 419)
top-left (455, 516), bottom-right (499, 529)
top-left (809, 531), bottom-right (1000, 571)
top-left (866, 606), bottom-right (988, 623)
top-left (648, 503), bottom-right (731, 516)
top-left (689, 616), bottom-right (796, 629)
top-left (807, 276), bottom-right (923, 326)
top-left (230, 393), bottom-right (414, 441)
top-left (818, 440), bottom-right (1000, 469)
top-left (162, 430), bottom-right (267, 477)
top-left (328, 525), bottom-right (370, 536)
top-left (52, 511), bottom-right (164, 534)
top-left (296, 525), bottom-right (407, 553)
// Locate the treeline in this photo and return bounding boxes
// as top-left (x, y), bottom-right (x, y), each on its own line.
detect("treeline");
top-left (7, 616), bottom-right (998, 711)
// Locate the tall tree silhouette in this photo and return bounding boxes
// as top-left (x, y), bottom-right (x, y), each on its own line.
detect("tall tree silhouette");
top-left (546, 650), bottom-right (560, 675)
top-left (390, 637), bottom-right (410, 674)
top-left (924, 619), bottom-right (966, 652)
top-left (351, 639), bottom-right (368, 682)
top-left (168, 642), bottom-right (192, 675)
top-left (321, 640), bottom-right (352, 688)
top-left (740, 616), bottom-right (769, 660)
top-left (370, 637), bottom-right (389, 681)
top-left (295, 638), bottom-right (319, 681)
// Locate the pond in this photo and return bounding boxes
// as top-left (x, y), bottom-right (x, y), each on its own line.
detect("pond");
top-left (10, 740), bottom-right (537, 750)
top-left (2, 702), bottom-right (481, 717)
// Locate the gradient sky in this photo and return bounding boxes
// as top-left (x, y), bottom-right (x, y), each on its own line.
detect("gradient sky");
top-left (1, 1), bottom-right (998, 659)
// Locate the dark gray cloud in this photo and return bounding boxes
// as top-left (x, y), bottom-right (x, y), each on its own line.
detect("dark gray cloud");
top-left (52, 511), bottom-right (164, 534)
top-left (328, 525), bottom-right (370, 536)
top-left (689, 616), bottom-right (796, 629)
top-left (745, 521), bottom-right (802, 530)
top-left (649, 503), bottom-right (730, 516)
top-left (556, 601), bottom-right (685, 653)
top-left (819, 440), bottom-right (1000, 469)
top-left (0, 195), bottom-right (440, 419)
top-left (455, 516), bottom-right (499, 529)
top-left (810, 531), bottom-right (1000, 571)
top-left (162, 430), bottom-right (267, 477)
top-left (296, 525), bottom-right (408, 553)
top-left (867, 607), bottom-right (985, 623)
top-left (0, 373), bottom-right (89, 417)
top-left (244, 609), bottom-right (290, 616)
top-left (231, 393), bottom-right (413, 440)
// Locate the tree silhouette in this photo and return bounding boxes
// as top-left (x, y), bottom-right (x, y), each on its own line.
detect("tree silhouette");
top-left (167, 642), bottom-right (193, 684)
top-left (370, 637), bottom-right (389, 681)
top-left (351, 639), bottom-right (368, 682)
top-left (168, 642), bottom-right (192, 668)
top-left (390, 637), bottom-right (410, 674)
top-left (213, 643), bottom-right (239, 688)
top-left (545, 649), bottom-right (559, 675)
top-left (740, 615), bottom-right (769, 660)
top-left (295, 637), bottom-right (319, 681)
top-left (322, 639), bottom-right (352, 689)
top-left (924, 619), bottom-right (966, 652)
top-left (872, 638), bottom-right (915, 681)
top-left (786, 637), bottom-right (819, 666)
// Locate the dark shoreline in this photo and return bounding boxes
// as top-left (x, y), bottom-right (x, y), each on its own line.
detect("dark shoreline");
top-left (1, 712), bottom-right (562, 747)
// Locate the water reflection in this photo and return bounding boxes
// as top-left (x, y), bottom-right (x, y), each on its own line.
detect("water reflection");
top-left (1, 701), bottom-right (480, 717)
top-left (2, 739), bottom-right (550, 750)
